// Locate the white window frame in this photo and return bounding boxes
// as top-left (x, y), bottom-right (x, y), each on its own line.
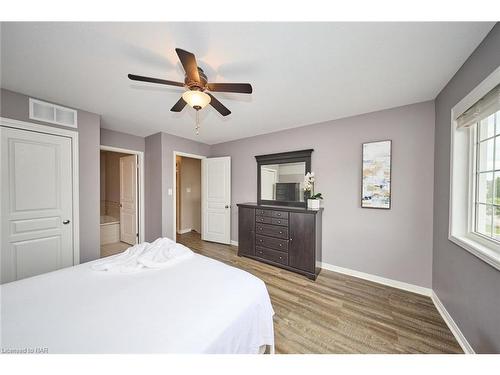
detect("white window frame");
top-left (449, 66), bottom-right (500, 271)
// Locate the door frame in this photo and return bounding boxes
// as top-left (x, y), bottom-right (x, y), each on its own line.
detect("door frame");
top-left (100, 145), bottom-right (145, 243)
top-left (0, 116), bottom-right (80, 265)
top-left (172, 151), bottom-right (206, 239)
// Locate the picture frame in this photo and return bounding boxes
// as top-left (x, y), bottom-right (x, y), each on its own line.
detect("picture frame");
top-left (361, 140), bottom-right (392, 209)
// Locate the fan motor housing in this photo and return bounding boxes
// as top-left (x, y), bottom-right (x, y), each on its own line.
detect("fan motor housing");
top-left (185, 67), bottom-right (208, 90)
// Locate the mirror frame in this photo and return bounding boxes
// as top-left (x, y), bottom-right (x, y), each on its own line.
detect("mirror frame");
top-left (255, 149), bottom-right (313, 207)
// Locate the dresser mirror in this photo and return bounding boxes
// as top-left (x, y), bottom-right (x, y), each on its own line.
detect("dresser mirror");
top-left (256, 149), bottom-right (313, 207)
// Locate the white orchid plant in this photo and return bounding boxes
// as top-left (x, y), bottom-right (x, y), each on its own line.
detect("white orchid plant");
top-left (304, 172), bottom-right (323, 200)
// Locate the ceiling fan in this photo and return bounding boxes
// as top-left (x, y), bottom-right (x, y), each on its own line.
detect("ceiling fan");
top-left (128, 48), bottom-right (253, 133)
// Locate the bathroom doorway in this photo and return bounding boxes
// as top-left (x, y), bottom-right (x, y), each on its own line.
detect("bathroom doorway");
top-left (175, 154), bottom-right (203, 239)
top-left (100, 146), bottom-right (144, 258)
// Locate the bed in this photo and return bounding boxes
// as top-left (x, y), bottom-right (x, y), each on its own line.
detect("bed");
top-left (0, 251), bottom-right (275, 354)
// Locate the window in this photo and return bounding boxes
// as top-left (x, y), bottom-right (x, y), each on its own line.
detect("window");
top-left (473, 111), bottom-right (500, 242)
top-left (449, 68), bottom-right (500, 271)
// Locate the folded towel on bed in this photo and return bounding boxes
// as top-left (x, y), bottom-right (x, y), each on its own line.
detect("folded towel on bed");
top-left (92, 238), bottom-right (193, 273)
top-left (137, 238), bottom-right (193, 268)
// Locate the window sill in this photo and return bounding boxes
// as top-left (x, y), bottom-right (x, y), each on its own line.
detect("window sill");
top-left (449, 234), bottom-right (500, 271)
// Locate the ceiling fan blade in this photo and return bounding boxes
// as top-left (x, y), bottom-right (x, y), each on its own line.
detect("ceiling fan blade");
top-left (175, 48), bottom-right (201, 83)
top-left (170, 97), bottom-right (187, 112)
top-left (207, 93), bottom-right (231, 116)
top-left (128, 74), bottom-right (184, 87)
top-left (207, 82), bottom-right (253, 94)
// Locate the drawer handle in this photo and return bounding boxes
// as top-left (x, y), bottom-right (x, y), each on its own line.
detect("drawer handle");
top-left (259, 239), bottom-right (263, 243)
top-left (259, 227), bottom-right (263, 230)
top-left (279, 244), bottom-right (282, 247)
top-left (277, 213), bottom-right (281, 216)
top-left (279, 231), bottom-right (283, 234)
top-left (277, 220), bottom-right (281, 224)
top-left (279, 256), bottom-right (283, 260)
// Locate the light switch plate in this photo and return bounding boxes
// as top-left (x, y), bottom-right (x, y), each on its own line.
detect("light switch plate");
top-left (168, 188), bottom-right (172, 196)
top-left (186, 187), bottom-right (191, 193)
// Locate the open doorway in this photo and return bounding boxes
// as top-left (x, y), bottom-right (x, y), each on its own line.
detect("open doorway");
top-left (175, 154), bottom-right (202, 241)
top-left (173, 152), bottom-right (231, 245)
top-left (100, 146), bottom-right (144, 258)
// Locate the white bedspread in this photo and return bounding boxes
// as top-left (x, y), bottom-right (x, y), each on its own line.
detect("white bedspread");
top-left (0, 252), bottom-right (275, 353)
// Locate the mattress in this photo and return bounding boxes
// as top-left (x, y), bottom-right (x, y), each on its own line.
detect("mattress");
top-left (0, 253), bottom-right (275, 353)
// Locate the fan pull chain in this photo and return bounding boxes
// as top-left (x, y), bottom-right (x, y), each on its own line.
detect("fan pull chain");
top-left (195, 109), bottom-right (200, 135)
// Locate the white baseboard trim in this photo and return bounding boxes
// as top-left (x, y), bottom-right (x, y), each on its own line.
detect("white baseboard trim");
top-left (431, 291), bottom-right (475, 354)
top-left (320, 262), bottom-right (432, 297)
top-left (230, 240), bottom-right (239, 247)
top-left (177, 228), bottom-right (192, 234)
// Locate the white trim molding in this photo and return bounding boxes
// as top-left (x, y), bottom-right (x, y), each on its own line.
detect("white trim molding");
top-left (431, 291), bottom-right (475, 354)
top-left (230, 240), bottom-right (239, 247)
top-left (320, 262), bottom-right (432, 297)
top-left (177, 228), bottom-right (193, 235)
top-left (449, 65), bottom-right (500, 271)
top-left (100, 145), bottom-right (145, 244)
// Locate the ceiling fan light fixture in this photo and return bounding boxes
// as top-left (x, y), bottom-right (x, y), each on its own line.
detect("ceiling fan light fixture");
top-left (182, 90), bottom-right (211, 110)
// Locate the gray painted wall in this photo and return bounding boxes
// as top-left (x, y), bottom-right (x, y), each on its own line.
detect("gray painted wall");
top-left (211, 101), bottom-right (435, 288)
top-left (0, 88), bottom-right (101, 263)
top-left (433, 24), bottom-right (500, 353)
top-left (100, 128), bottom-right (145, 152)
top-left (145, 133), bottom-right (163, 241)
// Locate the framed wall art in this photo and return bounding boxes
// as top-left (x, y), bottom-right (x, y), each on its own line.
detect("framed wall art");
top-left (361, 140), bottom-right (392, 209)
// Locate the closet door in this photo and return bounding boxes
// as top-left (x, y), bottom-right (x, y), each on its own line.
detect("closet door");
top-left (288, 212), bottom-right (315, 273)
top-left (1, 126), bottom-right (74, 283)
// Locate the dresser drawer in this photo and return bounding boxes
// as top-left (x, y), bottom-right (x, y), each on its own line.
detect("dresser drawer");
top-left (255, 223), bottom-right (289, 239)
top-left (256, 209), bottom-right (289, 219)
top-left (256, 246), bottom-right (288, 266)
top-left (271, 210), bottom-right (288, 219)
top-left (256, 215), bottom-right (288, 226)
top-left (256, 235), bottom-right (288, 252)
top-left (255, 208), bottom-right (273, 217)
top-left (271, 217), bottom-right (288, 226)
top-left (255, 215), bottom-right (273, 224)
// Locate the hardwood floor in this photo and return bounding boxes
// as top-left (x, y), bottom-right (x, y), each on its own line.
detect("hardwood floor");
top-left (177, 232), bottom-right (462, 354)
top-left (100, 241), bottom-right (130, 258)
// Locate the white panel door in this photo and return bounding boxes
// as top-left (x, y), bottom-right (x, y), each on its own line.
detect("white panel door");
top-left (0, 126), bottom-right (74, 284)
top-left (120, 154), bottom-right (137, 245)
top-left (202, 157), bottom-right (231, 244)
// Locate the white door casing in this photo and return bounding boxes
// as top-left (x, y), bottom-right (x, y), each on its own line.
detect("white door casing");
top-left (120, 154), bottom-right (138, 245)
top-left (202, 157), bottom-right (231, 244)
top-left (1, 126), bottom-right (74, 283)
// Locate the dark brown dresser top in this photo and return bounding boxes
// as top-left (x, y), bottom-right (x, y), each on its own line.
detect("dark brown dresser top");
top-left (237, 202), bottom-right (323, 214)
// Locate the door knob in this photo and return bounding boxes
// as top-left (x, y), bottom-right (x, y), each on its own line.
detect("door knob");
top-left (63, 220), bottom-right (70, 225)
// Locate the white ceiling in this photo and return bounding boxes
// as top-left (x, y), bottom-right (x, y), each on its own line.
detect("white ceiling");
top-left (0, 22), bottom-right (494, 144)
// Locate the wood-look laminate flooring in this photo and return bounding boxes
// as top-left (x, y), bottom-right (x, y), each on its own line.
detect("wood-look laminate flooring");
top-left (100, 241), bottom-right (130, 258)
top-left (177, 232), bottom-right (462, 354)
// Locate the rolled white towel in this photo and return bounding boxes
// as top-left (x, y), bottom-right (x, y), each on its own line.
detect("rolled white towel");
top-left (92, 238), bottom-right (193, 273)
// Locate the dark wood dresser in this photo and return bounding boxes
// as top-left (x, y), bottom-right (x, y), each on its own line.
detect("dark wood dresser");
top-left (237, 203), bottom-right (322, 280)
